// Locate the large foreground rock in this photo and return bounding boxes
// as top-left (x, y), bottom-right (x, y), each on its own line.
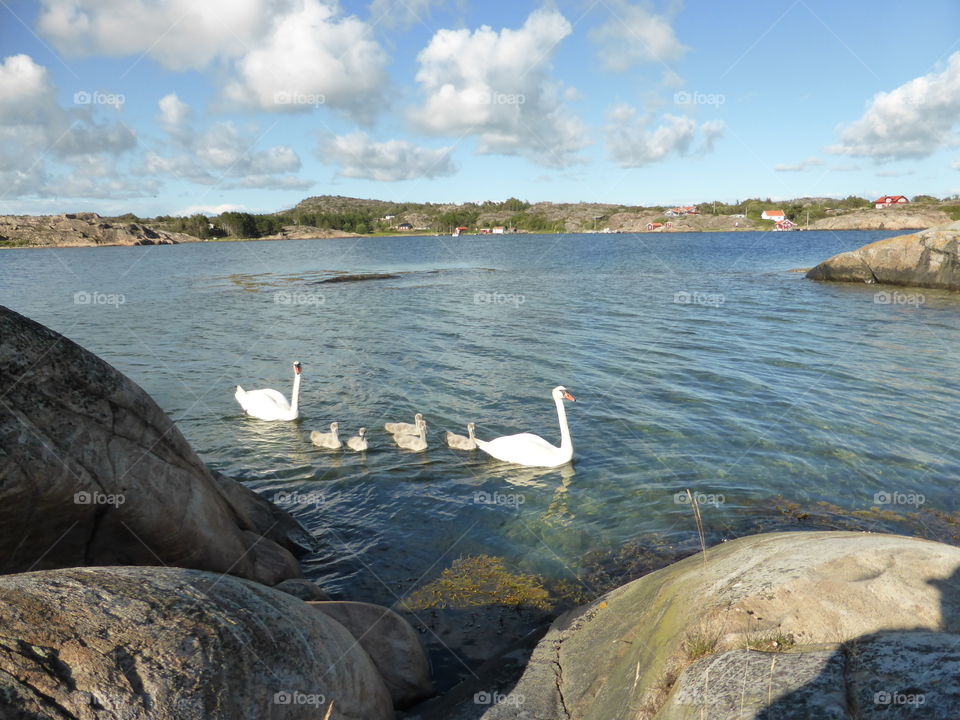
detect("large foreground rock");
top-left (0, 566), bottom-right (393, 719)
top-left (0, 304), bottom-right (311, 585)
top-left (806, 222), bottom-right (960, 290)
top-left (481, 531), bottom-right (960, 720)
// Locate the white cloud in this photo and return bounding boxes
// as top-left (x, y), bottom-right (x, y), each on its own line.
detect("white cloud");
top-left (951, 160), bottom-right (960, 170)
top-left (699, 119), bottom-right (725, 154)
top-left (175, 203), bottom-right (248, 217)
top-left (221, 0), bottom-right (388, 121)
top-left (319, 132), bottom-right (456, 181)
top-left (774, 156), bottom-right (826, 172)
top-left (831, 51), bottom-right (960, 160)
top-left (590, 0), bottom-right (686, 72)
top-left (38, 0), bottom-right (389, 122)
top-left (157, 93), bottom-right (190, 131)
top-left (369, 0), bottom-right (444, 29)
top-left (410, 8), bottom-right (589, 167)
top-left (145, 113), bottom-right (309, 189)
top-left (36, 0), bottom-right (282, 71)
top-left (0, 54), bottom-right (137, 198)
top-left (604, 104), bottom-right (721, 167)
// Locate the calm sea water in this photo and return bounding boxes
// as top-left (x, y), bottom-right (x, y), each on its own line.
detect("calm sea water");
top-left (2, 231), bottom-right (959, 607)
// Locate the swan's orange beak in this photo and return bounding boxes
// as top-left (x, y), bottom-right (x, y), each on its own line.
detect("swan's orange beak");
top-left (563, 391), bottom-right (575, 402)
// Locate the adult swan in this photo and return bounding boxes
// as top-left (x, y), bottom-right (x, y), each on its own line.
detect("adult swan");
top-left (476, 386), bottom-right (575, 467)
top-left (235, 361), bottom-right (302, 421)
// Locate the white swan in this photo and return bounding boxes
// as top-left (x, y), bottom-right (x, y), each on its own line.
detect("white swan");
top-left (310, 422), bottom-right (342, 449)
top-left (476, 386), bottom-right (575, 468)
top-left (394, 419), bottom-right (428, 452)
top-left (445, 422), bottom-right (477, 450)
top-left (235, 361), bottom-right (302, 421)
top-left (385, 413), bottom-right (423, 436)
top-left (346, 427), bottom-right (368, 452)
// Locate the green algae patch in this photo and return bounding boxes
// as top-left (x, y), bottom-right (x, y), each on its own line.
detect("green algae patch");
top-left (401, 555), bottom-right (551, 611)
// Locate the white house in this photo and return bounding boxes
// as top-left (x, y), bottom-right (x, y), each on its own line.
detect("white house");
top-left (874, 195), bottom-right (909, 209)
top-left (761, 209), bottom-right (786, 222)
top-left (491, 226), bottom-right (506, 234)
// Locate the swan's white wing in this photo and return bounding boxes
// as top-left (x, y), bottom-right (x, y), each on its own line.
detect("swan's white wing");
top-left (242, 388), bottom-right (290, 411)
top-left (476, 432), bottom-right (568, 467)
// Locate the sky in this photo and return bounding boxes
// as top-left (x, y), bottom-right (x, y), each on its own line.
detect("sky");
top-left (1, 0), bottom-right (959, 216)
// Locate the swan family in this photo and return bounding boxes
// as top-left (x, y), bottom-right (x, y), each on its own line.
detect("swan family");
top-left (234, 361), bottom-right (576, 468)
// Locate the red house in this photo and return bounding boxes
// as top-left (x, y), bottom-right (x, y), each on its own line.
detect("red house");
top-left (874, 195), bottom-right (909, 209)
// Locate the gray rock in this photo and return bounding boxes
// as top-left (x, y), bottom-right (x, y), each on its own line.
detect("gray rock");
top-left (274, 578), bottom-right (332, 601)
top-left (0, 305), bottom-right (309, 585)
top-left (850, 631), bottom-right (960, 719)
top-left (480, 531), bottom-right (960, 720)
top-left (660, 648), bottom-right (847, 719)
top-left (307, 601), bottom-right (434, 708)
top-left (806, 224), bottom-right (960, 290)
top-left (0, 566), bottom-right (393, 719)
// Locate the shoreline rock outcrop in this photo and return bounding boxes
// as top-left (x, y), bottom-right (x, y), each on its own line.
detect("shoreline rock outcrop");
top-left (806, 221), bottom-right (960, 290)
top-left (479, 531), bottom-right (960, 720)
top-left (0, 304), bottom-right (312, 585)
top-left (0, 213), bottom-right (194, 248)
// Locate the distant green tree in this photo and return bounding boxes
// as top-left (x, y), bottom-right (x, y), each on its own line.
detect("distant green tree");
top-left (837, 195), bottom-right (871, 209)
top-left (216, 212), bottom-right (259, 238)
top-left (911, 195), bottom-right (938, 204)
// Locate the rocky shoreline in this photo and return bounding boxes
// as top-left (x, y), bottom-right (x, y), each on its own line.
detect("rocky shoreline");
top-left (1, 206), bottom-right (949, 248)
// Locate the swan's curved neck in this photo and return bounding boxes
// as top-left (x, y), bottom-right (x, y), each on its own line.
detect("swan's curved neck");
top-left (555, 394), bottom-right (572, 451)
top-left (290, 373), bottom-right (301, 415)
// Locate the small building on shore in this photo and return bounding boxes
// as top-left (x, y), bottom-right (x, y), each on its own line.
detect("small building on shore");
top-left (397, 222), bottom-right (413, 231)
top-left (665, 206), bottom-right (699, 217)
top-left (775, 219), bottom-right (798, 231)
top-left (874, 195), bottom-right (909, 209)
top-left (761, 209), bottom-right (786, 222)
top-left (492, 226), bottom-right (506, 234)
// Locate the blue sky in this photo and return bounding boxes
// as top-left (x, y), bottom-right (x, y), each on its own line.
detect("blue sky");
top-left (1, 0), bottom-right (959, 216)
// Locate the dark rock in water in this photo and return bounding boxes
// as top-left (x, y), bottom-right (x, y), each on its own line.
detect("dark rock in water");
top-left (318, 273), bottom-right (399, 283)
top-left (0, 304), bottom-right (309, 585)
top-left (0, 566), bottom-right (394, 720)
top-left (806, 222), bottom-right (960, 290)
top-left (307, 601), bottom-right (434, 708)
top-left (273, 578), bottom-right (332, 601)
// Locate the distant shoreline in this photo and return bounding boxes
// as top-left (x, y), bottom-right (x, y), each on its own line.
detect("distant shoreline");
top-left (0, 225), bottom-right (930, 250)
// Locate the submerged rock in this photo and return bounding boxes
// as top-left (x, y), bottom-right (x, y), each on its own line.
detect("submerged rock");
top-left (0, 304), bottom-right (311, 585)
top-left (481, 531), bottom-right (960, 720)
top-left (0, 566), bottom-right (394, 720)
top-left (806, 222), bottom-right (960, 290)
top-left (318, 273), bottom-right (399, 283)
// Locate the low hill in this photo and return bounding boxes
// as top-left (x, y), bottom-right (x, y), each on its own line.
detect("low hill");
top-left (0, 213), bottom-right (195, 248)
